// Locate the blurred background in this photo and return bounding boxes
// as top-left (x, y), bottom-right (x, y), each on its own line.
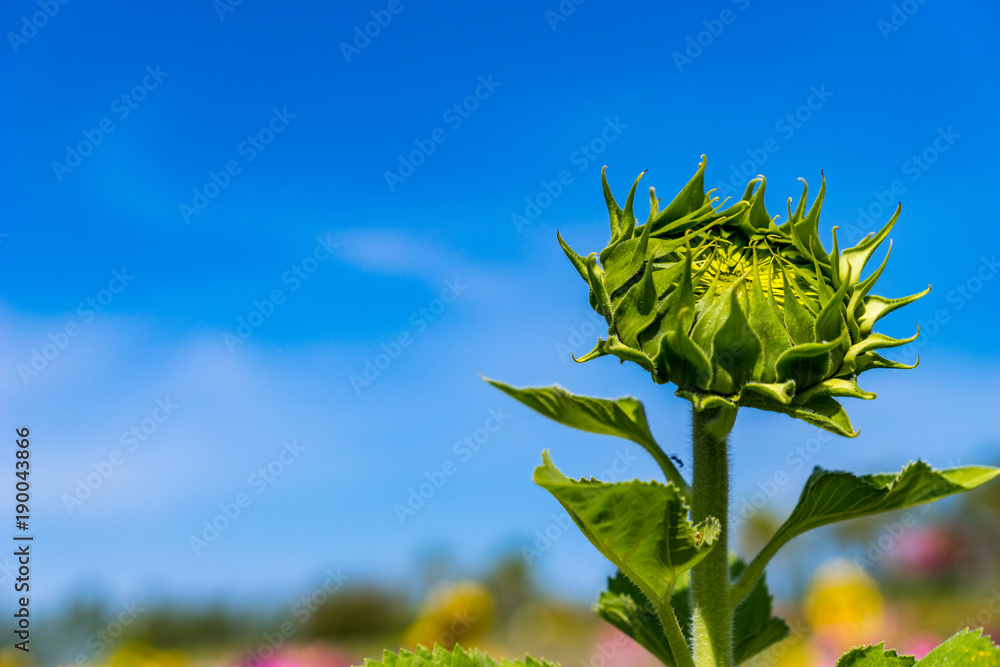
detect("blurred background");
top-left (1, 0), bottom-right (999, 665)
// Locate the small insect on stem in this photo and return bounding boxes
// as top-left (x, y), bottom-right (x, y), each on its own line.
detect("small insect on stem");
top-left (670, 454), bottom-right (684, 468)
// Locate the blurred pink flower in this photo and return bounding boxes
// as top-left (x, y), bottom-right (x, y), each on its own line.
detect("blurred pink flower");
top-left (900, 635), bottom-right (942, 660)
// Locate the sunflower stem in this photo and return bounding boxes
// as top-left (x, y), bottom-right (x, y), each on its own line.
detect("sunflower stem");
top-left (690, 406), bottom-right (736, 667)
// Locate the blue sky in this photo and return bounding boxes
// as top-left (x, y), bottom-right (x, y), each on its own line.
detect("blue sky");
top-left (1, 0), bottom-right (999, 613)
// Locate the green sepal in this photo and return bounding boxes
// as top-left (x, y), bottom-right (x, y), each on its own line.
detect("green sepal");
top-left (853, 351), bottom-right (919, 374)
top-left (773, 330), bottom-right (846, 390)
top-left (739, 392), bottom-right (857, 437)
top-left (601, 165), bottom-right (623, 241)
top-left (780, 267), bottom-right (817, 344)
top-left (814, 264), bottom-right (851, 343)
top-left (749, 252), bottom-right (792, 383)
top-left (792, 376), bottom-right (876, 404)
top-left (740, 381), bottom-right (796, 405)
top-left (557, 231), bottom-right (590, 285)
top-left (659, 308), bottom-right (713, 390)
top-left (795, 171), bottom-right (827, 259)
top-left (842, 329), bottom-right (920, 375)
top-left (708, 284), bottom-right (763, 394)
top-left (859, 287), bottom-right (931, 336)
top-left (839, 204), bottom-right (900, 284)
top-left (586, 254), bottom-right (614, 325)
top-left (657, 155), bottom-right (708, 223)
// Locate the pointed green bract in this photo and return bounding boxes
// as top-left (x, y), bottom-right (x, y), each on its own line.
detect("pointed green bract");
top-left (359, 645), bottom-right (560, 667)
top-left (733, 463), bottom-right (1000, 602)
top-left (558, 156), bottom-right (928, 434)
top-left (534, 452), bottom-right (718, 604)
top-left (485, 379), bottom-right (687, 493)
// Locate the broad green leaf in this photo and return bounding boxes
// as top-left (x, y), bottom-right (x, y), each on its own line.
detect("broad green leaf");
top-left (485, 379), bottom-right (688, 494)
top-left (534, 452), bottom-right (718, 606)
top-left (920, 628), bottom-right (1000, 666)
top-left (834, 643), bottom-right (915, 666)
top-left (834, 629), bottom-right (1000, 666)
top-left (595, 561), bottom-right (787, 667)
top-left (733, 462), bottom-right (1000, 603)
top-left (360, 644), bottom-right (559, 667)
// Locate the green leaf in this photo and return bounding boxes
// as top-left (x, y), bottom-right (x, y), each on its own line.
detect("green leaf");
top-left (920, 628), bottom-right (1000, 666)
top-left (360, 644), bottom-right (560, 667)
top-left (730, 561), bottom-right (790, 664)
top-left (534, 452), bottom-right (718, 605)
top-left (484, 379), bottom-right (688, 494)
top-left (834, 644), bottom-right (916, 666)
top-left (594, 572), bottom-right (684, 667)
top-left (833, 629), bottom-right (1000, 666)
top-left (733, 462), bottom-right (1000, 604)
top-left (595, 561), bottom-right (787, 667)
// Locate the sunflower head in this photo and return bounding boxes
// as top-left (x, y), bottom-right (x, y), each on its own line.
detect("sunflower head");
top-left (559, 156), bottom-right (929, 436)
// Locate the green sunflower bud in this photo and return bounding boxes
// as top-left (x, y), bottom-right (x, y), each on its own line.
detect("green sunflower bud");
top-left (559, 156), bottom-right (930, 437)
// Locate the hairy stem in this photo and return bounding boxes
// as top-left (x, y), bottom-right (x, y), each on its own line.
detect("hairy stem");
top-left (690, 406), bottom-right (736, 667)
top-left (653, 597), bottom-right (696, 667)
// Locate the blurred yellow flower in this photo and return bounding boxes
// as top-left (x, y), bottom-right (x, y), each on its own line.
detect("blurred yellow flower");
top-left (805, 559), bottom-right (885, 647)
top-left (401, 582), bottom-right (495, 650)
top-left (102, 642), bottom-right (189, 667)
